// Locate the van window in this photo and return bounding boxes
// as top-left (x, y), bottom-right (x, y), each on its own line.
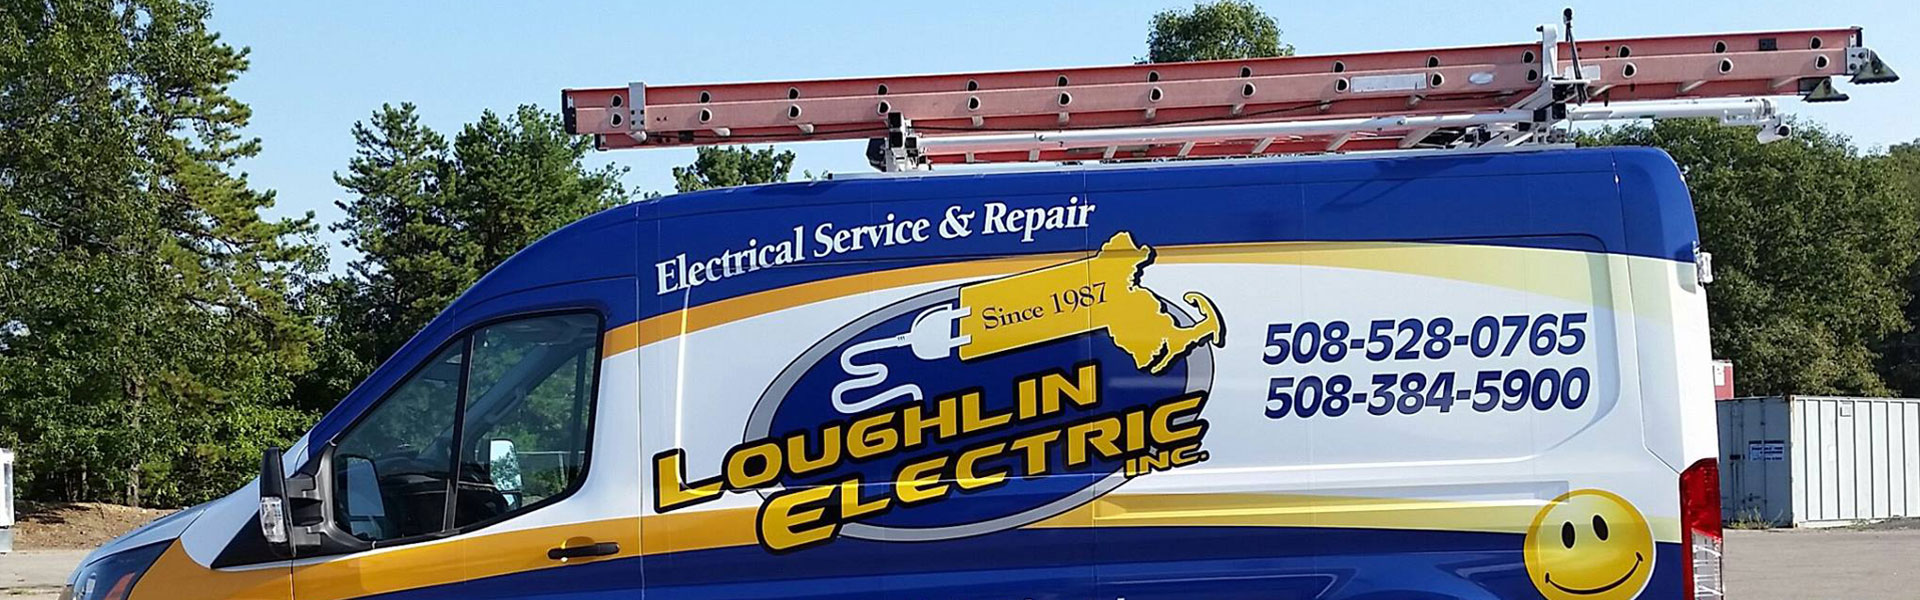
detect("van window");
top-left (452, 313), bottom-right (600, 527)
top-left (332, 343), bottom-right (464, 542)
top-left (328, 312), bottom-right (602, 543)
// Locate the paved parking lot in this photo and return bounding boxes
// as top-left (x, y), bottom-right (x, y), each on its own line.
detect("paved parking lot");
top-left (4, 528), bottom-right (1918, 598)
top-left (1, 549), bottom-right (81, 600)
top-left (1724, 527), bottom-right (1920, 599)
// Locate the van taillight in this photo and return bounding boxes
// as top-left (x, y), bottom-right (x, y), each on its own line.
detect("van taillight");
top-left (1680, 457), bottom-right (1724, 598)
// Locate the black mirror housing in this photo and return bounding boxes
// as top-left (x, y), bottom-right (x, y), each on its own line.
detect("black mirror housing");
top-left (257, 444), bottom-right (367, 558)
top-left (258, 448), bottom-right (291, 554)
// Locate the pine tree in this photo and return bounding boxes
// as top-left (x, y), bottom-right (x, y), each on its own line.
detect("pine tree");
top-left (330, 103), bottom-right (470, 363)
top-left (671, 146), bottom-right (798, 193)
top-left (1, 0), bottom-right (321, 506)
top-left (322, 103), bottom-right (627, 383)
top-left (450, 105), bottom-right (627, 268)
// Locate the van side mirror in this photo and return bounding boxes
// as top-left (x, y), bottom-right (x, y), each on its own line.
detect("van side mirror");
top-left (257, 446), bottom-right (338, 558)
top-left (258, 448), bottom-right (290, 550)
top-left (488, 439), bottom-right (524, 509)
top-left (488, 439), bottom-right (522, 491)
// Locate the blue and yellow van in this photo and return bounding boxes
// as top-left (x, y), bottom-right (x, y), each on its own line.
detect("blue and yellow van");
top-left (67, 146), bottom-right (1723, 599)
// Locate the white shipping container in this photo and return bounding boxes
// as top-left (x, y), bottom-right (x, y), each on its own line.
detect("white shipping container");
top-left (1717, 396), bottom-right (1920, 526)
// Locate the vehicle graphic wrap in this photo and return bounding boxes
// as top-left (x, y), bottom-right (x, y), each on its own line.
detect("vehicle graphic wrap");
top-left (128, 149), bottom-right (1714, 600)
top-left (616, 148), bottom-right (1711, 600)
top-left (652, 231), bottom-right (1223, 551)
top-left (625, 214), bottom-right (1698, 598)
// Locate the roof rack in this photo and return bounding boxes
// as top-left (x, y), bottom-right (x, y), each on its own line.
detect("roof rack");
top-left (562, 10), bottom-right (1896, 172)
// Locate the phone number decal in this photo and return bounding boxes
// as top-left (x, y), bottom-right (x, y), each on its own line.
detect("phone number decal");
top-left (1257, 313), bottom-right (1596, 420)
top-left (1260, 313), bottom-right (1589, 364)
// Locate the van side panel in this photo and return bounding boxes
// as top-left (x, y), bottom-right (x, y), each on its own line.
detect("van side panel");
top-left (1615, 149), bottom-right (1719, 474)
top-left (621, 148), bottom-right (1697, 599)
top-left (195, 149), bottom-right (1693, 600)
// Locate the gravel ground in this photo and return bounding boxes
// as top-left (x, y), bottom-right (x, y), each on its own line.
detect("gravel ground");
top-left (4, 526), bottom-right (1917, 598)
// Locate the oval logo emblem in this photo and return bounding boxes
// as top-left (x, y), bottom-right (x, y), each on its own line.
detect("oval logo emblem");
top-left (653, 233), bottom-right (1224, 552)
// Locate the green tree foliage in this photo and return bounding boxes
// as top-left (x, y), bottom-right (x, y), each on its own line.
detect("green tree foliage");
top-left (327, 103), bottom-right (470, 369)
top-left (672, 146), bottom-right (798, 193)
top-left (1142, 0), bottom-right (1293, 63)
top-left (1590, 121), bottom-right (1920, 396)
top-left (0, 0), bottom-right (321, 506)
top-left (287, 278), bottom-right (378, 414)
top-left (308, 103), bottom-right (628, 407)
top-left (1878, 142), bottom-right (1920, 396)
top-left (452, 106), bottom-right (628, 267)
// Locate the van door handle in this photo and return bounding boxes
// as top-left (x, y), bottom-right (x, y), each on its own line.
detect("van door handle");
top-left (547, 541), bottom-right (620, 561)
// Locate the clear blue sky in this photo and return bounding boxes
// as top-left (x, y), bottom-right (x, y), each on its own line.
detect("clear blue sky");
top-left (209, 1), bottom-right (1917, 269)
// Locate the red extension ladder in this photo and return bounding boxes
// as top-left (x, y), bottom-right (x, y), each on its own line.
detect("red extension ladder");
top-left (562, 10), bottom-right (1897, 171)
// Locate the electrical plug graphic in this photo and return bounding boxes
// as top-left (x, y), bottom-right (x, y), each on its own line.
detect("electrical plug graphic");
top-left (830, 304), bottom-right (971, 414)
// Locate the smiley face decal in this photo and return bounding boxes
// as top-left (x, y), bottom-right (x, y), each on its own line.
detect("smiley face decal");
top-left (1523, 489), bottom-right (1655, 600)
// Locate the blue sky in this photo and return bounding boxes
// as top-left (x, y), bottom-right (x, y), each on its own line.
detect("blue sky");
top-left (210, 1), bottom-right (1917, 268)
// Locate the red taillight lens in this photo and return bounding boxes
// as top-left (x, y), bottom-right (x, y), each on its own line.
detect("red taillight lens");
top-left (1680, 457), bottom-right (1724, 598)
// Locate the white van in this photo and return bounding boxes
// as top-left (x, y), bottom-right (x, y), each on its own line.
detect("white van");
top-left (67, 146), bottom-right (1722, 600)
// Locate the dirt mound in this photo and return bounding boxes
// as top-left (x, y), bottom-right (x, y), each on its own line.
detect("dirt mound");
top-left (12, 502), bottom-right (178, 550)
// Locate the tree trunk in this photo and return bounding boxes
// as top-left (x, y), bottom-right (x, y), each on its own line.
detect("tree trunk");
top-left (125, 375), bottom-right (143, 507)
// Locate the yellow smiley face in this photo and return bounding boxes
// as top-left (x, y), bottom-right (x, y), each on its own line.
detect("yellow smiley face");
top-left (1523, 489), bottom-right (1655, 600)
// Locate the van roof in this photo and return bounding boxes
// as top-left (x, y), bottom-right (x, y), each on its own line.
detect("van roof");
top-left (645, 145), bottom-right (1630, 219)
top-left (477, 145), bottom-right (1684, 303)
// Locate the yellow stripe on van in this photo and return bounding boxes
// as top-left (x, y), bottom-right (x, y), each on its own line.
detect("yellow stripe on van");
top-left (133, 541), bottom-right (291, 600)
top-left (608, 251), bottom-right (1085, 355)
top-left (133, 518), bottom-right (641, 600)
top-left (134, 493), bottom-right (1679, 599)
top-left (1151, 241), bottom-right (1616, 309)
top-left (640, 505), bottom-right (762, 553)
top-left (604, 241), bottom-right (1644, 356)
top-left (601, 322), bottom-right (639, 358)
top-left (1032, 492), bottom-right (1681, 542)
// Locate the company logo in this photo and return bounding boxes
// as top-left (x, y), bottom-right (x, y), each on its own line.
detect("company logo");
top-left (652, 232), bottom-right (1224, 552)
